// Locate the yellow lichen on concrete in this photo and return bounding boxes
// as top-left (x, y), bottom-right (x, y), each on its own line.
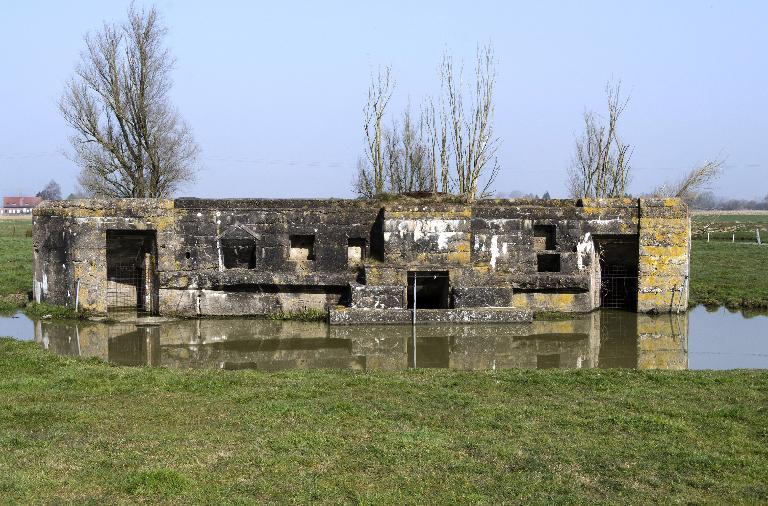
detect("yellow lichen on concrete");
top-left (637, 199), bottom-right (690, 313)
top-left (447, 251), bottom-right (471, 264)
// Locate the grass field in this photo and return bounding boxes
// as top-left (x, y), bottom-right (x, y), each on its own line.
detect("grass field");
top-left (689, 241), bottom-right (768, 309)
top-left (0, 218), bottom-right (33, 312)
top-left (0, 338), bottom-right (766, 503)
top-left (691, 213), bottom-right (768, 242)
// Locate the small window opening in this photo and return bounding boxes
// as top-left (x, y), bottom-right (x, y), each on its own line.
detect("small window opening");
top-left (221, 238), bottom-right (256, 269)
top-left (407, 271), bottom-right (450, 309)
top-left (533, 224), bottom-right (556, 251)
top-left (537, 253), bottom-right (560, 272)
top-left (289, 235), bottom-right (315, 261)
top-left (347, 238), bottom-right (367, 265)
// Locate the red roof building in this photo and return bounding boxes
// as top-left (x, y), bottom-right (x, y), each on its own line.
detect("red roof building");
top-left (1, 196), bottom-right (42, 214)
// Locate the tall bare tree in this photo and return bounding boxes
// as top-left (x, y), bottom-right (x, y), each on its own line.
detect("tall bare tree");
top-left (355, 45), bottom-right (499, 201)
top-left (423, 96), bottom-right (451, 193)
top-left (60, 5), bottom-right (198, 198)
top-left (360, 67), bottom-right (394, 196)
top-left (355, 105), bottom-right (435, 196)
top-left (442, 45), bottom-right (499, 201)
top-left (568, 81), bottom-right (632, 198)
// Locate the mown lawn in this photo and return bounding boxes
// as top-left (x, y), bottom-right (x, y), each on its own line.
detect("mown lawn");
top-left (689, 240), bottom-right (768, 309)
top-left (691, 213), bottom-right (768, 242)
top-left (0, 338), bottom-right (766, 503)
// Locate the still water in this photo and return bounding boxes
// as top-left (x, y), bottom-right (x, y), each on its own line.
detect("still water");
top-left (1, 307), bottom-right (766, 371)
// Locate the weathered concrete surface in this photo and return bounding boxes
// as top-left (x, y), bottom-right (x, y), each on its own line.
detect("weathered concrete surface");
top-left (33, 197), bottom-right (689, 319)
top-left (637, 199), bottom-right (690, 313)
top-left (329, 307), bottom-right (533, 325)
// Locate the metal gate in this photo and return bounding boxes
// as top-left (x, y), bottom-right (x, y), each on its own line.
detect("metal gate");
top-left (600, 264), bottom-right (638, 310)
top-left (107, 263), bottom-right (147, 314)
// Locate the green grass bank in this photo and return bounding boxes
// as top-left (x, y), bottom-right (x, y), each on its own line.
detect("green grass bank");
top-left (1, 338), bottom-right (766, 503)
top-left (689, 240), bottom-right (768, 309)
top-left (0, 218), bottom-right (33, 312)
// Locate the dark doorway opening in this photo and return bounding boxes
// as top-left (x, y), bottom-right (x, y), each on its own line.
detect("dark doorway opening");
top-left (593, 236), bottom-right (639, 311)
top-left (106, 230), bottom-right (158, 315)
top-left (407, 271), bottom-right (450, 309)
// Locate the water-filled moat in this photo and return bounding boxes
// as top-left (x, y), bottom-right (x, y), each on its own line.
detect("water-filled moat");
top-left (3, 306), bottom-right (766, 370)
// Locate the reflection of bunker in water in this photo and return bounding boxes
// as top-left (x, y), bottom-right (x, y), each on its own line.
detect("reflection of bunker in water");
top-left (34, 310), bottom-right (688, 371)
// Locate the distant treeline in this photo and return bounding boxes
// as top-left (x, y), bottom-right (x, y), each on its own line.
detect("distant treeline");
top-left (494, 190), bottom-right (768, 210)
top-left (688, 192), bottom-right (768, 210)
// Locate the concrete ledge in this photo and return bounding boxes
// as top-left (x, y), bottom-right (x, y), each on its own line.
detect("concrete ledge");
top-left (329, 307), bottom-right (533, 325)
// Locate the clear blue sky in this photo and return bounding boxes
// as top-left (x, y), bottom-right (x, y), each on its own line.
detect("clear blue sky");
top-left (1, 1), bottom-right (765, 199)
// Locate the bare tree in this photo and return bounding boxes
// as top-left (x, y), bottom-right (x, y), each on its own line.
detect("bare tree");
top-left (36, 180), bottom-right (62, 201)
top-left (60, 4), bottom-right (198, 198)
top-left (442, 45), bottom-right (500, 201)
top-left (423, 97), bottom-right (451, 193)
top-left (362, 67), bottom-right (394, 196)
top-left (356, 106), bottom-right (435, 196)
top-left (355, 45), bottom-right (499, 200)
top-left (568, 81), bottom-right (632, 198)
top-left (651, 160), bottom-right (725, 201)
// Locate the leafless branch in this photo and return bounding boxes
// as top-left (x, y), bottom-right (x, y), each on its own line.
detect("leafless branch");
top-left (60, 4), bottom-right (198, 198)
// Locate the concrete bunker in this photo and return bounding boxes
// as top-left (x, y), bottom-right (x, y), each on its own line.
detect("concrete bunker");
top-left (106, 230), bottom-right (158, 315)
top-left (32, 197), bottom-right (690, 320)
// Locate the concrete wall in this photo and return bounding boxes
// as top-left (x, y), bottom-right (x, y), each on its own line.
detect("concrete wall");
top-left (33, 197), bottom-right (689, 317)
top-left (637, 199), bottom-right (691, 313)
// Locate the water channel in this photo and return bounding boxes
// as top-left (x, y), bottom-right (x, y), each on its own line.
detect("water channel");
top-left (1, 306), bottom-right (766, 371)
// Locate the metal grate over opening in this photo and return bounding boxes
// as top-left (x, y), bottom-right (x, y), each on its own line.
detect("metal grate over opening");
top-left (107, 263), bottom-right (147, 315)
top-left (600, 264), bottom-right (638, 310)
